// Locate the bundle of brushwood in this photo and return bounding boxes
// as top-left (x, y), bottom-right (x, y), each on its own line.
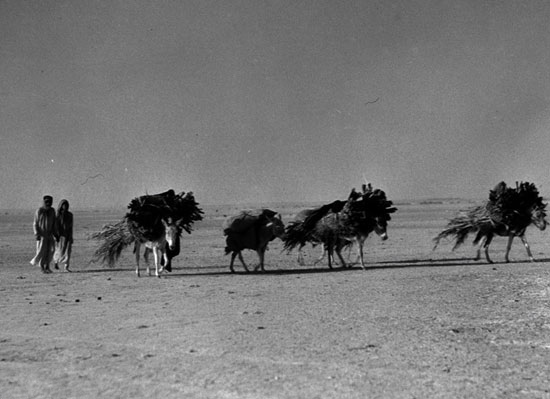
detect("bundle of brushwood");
top-left (90, 219), bottom-right (136, 267)
top-left (91, 189), bottom-right (203, 267)
top-left (347, 185), bottom-right (397, 223)
top-left (485, 181), bottom-right (544, 228)
top-left (126, 189), bottom-right (203, 242)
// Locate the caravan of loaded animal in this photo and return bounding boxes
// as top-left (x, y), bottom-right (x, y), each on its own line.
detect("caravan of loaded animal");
top-left (223, 209), bottom-right (285, 272)
top-left (91, 182), bottom-right (548, 274)
top-left (433, 182), bottom-right (547, 263)
top-left (284, 184), bottom-right (397, 269)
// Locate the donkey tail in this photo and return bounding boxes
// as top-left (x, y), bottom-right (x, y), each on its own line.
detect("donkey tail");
top-left (90, 219), bottom-right (135, 267)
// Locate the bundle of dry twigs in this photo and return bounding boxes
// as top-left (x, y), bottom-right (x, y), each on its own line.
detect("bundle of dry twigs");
top-left (486, 181), bottom-right (545, 227)
top-left (126, 189), bottom-right (203, 242)
top-left (90, 220), bottom-right (135, 267)
top-left (345, 185), bottom-right (397, 225)
top-left (433, 205), bottom-right (492, 250)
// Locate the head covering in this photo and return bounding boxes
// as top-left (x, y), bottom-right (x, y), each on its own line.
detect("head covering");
top-left (57, 199), bottom-right (70, 216)
top-left (42, 196), bottom-right (53, 208)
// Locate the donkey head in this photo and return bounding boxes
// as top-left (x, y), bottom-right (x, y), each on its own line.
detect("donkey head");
top-left (373, 216), bottom-right (389, 240)
top-left (265, 213), bottom-right (285, 238)
top-left (355, 187), bottom-right (397, 241)
top-left (531, 204), bottom-right (547, 231)
top-left (162, 217), bottom-right (181, 250)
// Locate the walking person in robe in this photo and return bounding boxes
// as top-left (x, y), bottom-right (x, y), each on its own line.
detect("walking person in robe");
top-left (30, 195), bottom-right (56, 273)
top-left (54, 199), bottom-right (73, 272)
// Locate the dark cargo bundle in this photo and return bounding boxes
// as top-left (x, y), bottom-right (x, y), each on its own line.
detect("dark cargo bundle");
top-left (222, 209), bottom-right (278, 235)
top-left (486, 181), bottom-right (545, 228)
top-left (126, 189), bottom-right (204, 242)
top-left (346, 185), bottom-right (397, 224)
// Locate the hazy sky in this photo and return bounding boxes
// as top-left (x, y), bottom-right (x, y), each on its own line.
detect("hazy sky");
top-left (2, 0), bottom-right (550, 209)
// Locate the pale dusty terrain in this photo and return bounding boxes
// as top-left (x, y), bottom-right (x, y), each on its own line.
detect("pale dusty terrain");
top-left (1, 201), bottom-right (550, 399)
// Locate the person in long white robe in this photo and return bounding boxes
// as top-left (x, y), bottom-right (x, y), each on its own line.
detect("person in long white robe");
top-left (30, 195), bottom-right (56, 273)
top-left (53, 199), bottom-right (73, 272)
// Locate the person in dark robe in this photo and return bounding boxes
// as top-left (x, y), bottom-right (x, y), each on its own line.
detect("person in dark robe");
top-left (53, 199), bottom-right (74, 272)
top-left (30, 195), bottom-right (56, 273)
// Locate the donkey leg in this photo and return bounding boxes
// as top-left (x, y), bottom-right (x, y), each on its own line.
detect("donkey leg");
top-left (297, 247), bottom-right (305, 266)
top-left (474, 236), bottom-right (485, 261)
top-left (335, 248), bottom-right (347, 269)
top-left (237, 252), bottom-right (250, 272)
top-left (357, 240), bottom-right (366, 269)
top-left (140, 246), bottom-right (151, 276)
top-left (475, 235), bottom-right (493, 262)
top-left (134, 242), bottom-right (141, 277)
top-left (353, 248), bottom-right (361, 265)
top-left (484, 246), bottom-right (493, 264)
top-left (143, 247), bottom-right (152, 276)
top-left (483, 235), bottom-right (494, 264)
top-left (144, 247), bottom-right (150, 263)
top-left (159, 252), bottom-right (169, 274)
top-left (153, 249), bottom-right (161, 278)
top-left (313, 246), bottom-right (326, 265)
top-left (474, 247), bottom-right (481, 261)
top-left (505, 235), bottom-right (515, 263)
top-left (229, 252), bottom-right (238, 273)
top-left (254, 249), bottom-right (266, 272)
top-left (519, 235), bottom-right (534, 261)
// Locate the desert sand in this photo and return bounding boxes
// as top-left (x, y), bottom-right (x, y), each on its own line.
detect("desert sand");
top-left (1, 201), bottom-right (549, 398)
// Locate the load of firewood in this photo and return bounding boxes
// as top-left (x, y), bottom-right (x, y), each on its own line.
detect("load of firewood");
top-left (485, 181), bottom-right (545, 228)
top-left (126, 189), bottom-right (203, 242)
top-left (349, 184), bottom-right (397, 221)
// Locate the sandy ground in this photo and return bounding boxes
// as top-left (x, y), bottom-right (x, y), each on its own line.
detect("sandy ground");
top-left (1, 201), bottom-right (550, 399)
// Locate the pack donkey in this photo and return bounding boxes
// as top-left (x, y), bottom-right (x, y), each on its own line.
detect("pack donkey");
top-left (434, 181), bottom-right (547, 263)
top-left (135, 217), bottom-right (181, 277)
top-left (284, 184), bottom-right (397, 269)
top-left (223, 209), bottom-right (285, 272)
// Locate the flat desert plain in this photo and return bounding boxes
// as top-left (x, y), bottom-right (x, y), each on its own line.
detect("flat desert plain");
top-left (1, 201), bottom-right (550, 399)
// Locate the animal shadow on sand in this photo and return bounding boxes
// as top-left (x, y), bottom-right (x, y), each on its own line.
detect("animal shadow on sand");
top-left (73, 268), bottom-right (131, 274)
top-left (162, 266), bottom-right (354, 277)
top-left (78, 256), bottom-right (549, 277)
top-left (371, 257), bottom-right (549, 270)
